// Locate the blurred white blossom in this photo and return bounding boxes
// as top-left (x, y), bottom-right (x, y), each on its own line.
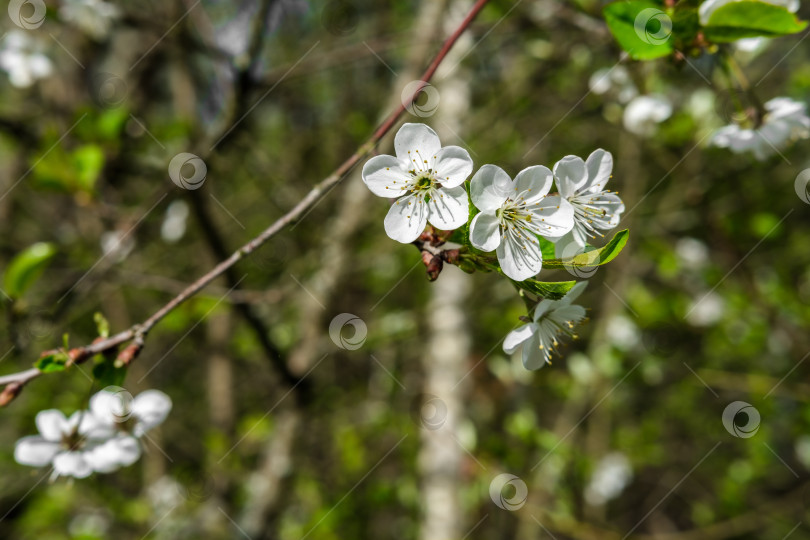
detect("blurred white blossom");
top-left (14, 388), bottom-right (172, 478)
top-left (161, 200), bottom-right (190, 243)
top-left (589, 65), bottom-right (637, 104)
top-left (0, 31), bottom-right (53, 88)
top-left (60, 0), bottom-right (121, 40)
top-left (15, 409), bottom-right (111, 479)
top-left (686, 292), bottom-right (725, 327)
top-left (101, 230), bottom-right (136, 262)
top-left (710, 97), bottom-right (810, 160)
top-left (623, 95), bottom-right (673, 136)
top-left (585, 452), bottom-right (633, 505)
top-left (606, 315), bottom-right (640, 350)
top-left (675, 237), bottom-right (709, 269)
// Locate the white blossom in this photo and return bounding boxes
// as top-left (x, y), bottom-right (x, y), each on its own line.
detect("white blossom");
top-left (0, 31), bottom-right (53, 89)
top-left (584, 453), bottom-right (633, 506)
top-left (14, 409), bottom-right (114, 479)
top-left (503, 282), bottom-right (588, 370)
top-left (699, 0), bottom-right (798, 25)
top-left (14, 389), bottom-right (172, 478)
top-left (589, 65), bottom-right (638, 104)
top-left (60, 0), bottom-right (121, 40)
top-left (710, 97), bottom-right (810, 160)
top-left (362, 123), bottom-right (473, 243)
top-left (686, 292), bottom-right (725, 327)
top-left (547, 150), bottom-right (625, 257)
top-left (89, 388), bottom-right (172, 438)
top-left (622, 95), bottom-right (672, 136)
top-left (468, 164), bottom-right (574, 281)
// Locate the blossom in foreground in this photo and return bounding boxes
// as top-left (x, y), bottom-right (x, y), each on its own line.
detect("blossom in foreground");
top-left (548, 150), bottom-right (625, 257)
top-left (503, 282), bottom-right (588, 370)
top-left (622, 95), bottom-right (672, 137)
top-left (14, 409), bottom-right (109, 479)
top-left (89, 388), bottom-right (172, 438)
top-left (362, 123), bottom-right (473, 243)
top-left (0, 31), bottom-right (53, 88)
top-left (710, 97), bottom-right (810, 160)
top-left (468, 164), bottom-right (573, 281)
top-left (86, 388), bottom-right (172, 471)
top-left (699, 0), bottom-right (798, 25)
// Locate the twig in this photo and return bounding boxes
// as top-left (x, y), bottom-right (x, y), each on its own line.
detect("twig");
top-left (0, 0), bottom-right (493, 405)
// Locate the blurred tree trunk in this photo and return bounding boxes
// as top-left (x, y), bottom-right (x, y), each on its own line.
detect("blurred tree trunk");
top-left (418, 2), bottom-right (473, 539)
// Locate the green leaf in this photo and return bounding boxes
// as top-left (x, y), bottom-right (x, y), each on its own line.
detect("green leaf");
top-left (92, 359), bottom-right (127, 387)
top-left (703, 1), bottom-right (807, 42)
top-left (515, 279), bottom-right (577, 300)
top-left (3, 242), bottom-right (57, 299)
top-left (542, 229), bottom-right (629, 269)
top-left (35, 351), bottom-right (69, 373)
top-left (72, 144), bottom-right (105, 193)
top-left (94, 312), bottom-right (110, 338)
top-left (604, 1), bottom-right (674, 60)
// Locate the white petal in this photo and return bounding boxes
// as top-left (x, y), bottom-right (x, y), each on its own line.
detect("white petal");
top-left (583, 149), bottom-right (613, 193)
top-left (426, 185), bottom-right (468, 231)
top-left (503, 323), bottom-right (536, 354)
top-left (362, 155), bottom-right (409, 198)
top-left (14, 436), bottom-right (59, 466)
top-left (132, 390), bottom-right (172, 434)
top-left (514, 165), bottom-right (553, 203)
top-left (89, 391), bottom-right (124, 423)
top-left (553, 156), bottom-right (588, 197)
top-left (53, 451), bottom-right (94, 479)
top-left (470, 164), bottom-right (511, 212)
top-left (550, 304), bottom-right (587, 327)
top-left (559, 281), bottom-right (589, 306)
top-left (549, 229), bottom-right (587, 258)
top-left (528, 196), bottom-right (575, 238)
top-left (35, 409), bottom-right (68, 441)
top-left (522, 331), bottom-right (547, 371)
top-left (384, 193), bottom-right (428, 243)
top-left (89, 436), bottom-right (142, 471)
top-left (581, 192), bottom-right (625, 230)
top-left (469, 212), bottom-right (501, 252)
top-left (433, 146), bottom-right (473, 188)
top-left (394, 123), bottom-right (442, 164)
top-left (497, 228), bottom-right (543, 281)
top-left (533, 299), bottom-right (556, 322)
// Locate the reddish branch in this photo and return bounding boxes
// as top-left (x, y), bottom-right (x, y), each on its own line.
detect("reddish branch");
top-left (0, 0), bottom-right (493, 406)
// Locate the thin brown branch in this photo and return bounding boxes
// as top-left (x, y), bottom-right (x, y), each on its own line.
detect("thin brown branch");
top-left (0, 0), bottom-right (493, 405)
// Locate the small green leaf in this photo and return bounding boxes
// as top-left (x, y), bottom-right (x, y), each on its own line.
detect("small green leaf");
top-left (604, 1), bottom-right (675, 60)
top-left (515, 279), bottom-right (577, 300)
top-left (35, 352), bottom-right (69, 373)
top-left (3, 242), bottom-right (57, 299)
top-left (92, 359), bottom-right (127, 387)
top-left (72, 144), bottom-right (105, 193)
top-left (94, 312), bottom-right (110, 338)
top-left (703, 1), bottom-right (807, 42)
top-left (542, 229), bottom-right (629, 269)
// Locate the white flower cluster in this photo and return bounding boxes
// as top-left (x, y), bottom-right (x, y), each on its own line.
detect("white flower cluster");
top-left (588, 65), bottom-right (673, 137)
top-left (0, 31), bottom-right (53, 89)
top-left (362, 123), bottom-right (625, 281)
top-left (710, 97), bottom-right (810, 160)
top-left (14, 388), bottom-right (171, 479)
